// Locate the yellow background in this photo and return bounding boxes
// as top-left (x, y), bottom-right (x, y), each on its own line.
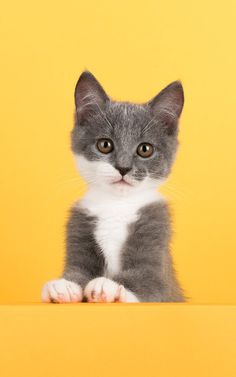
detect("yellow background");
top-left (0, 0), bottom-right (236, 304)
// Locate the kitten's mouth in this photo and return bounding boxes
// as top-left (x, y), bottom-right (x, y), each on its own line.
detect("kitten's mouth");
top-left (112, 178), bottom-right (132, 186)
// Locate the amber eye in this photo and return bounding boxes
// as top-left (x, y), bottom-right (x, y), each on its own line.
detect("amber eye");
top-left (97, 138), bottom-right (114, 154)
top-left (137, 143), bottom-right (154, 158)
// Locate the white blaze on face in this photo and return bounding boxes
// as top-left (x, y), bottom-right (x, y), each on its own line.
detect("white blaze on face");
top-left (74, 154), bottom-right (120, 187)
top-left (74, 154), bottom-right (162, 195)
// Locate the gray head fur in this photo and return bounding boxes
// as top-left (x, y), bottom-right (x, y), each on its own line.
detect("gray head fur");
top-left (71, 71), bottom-right (184, 190)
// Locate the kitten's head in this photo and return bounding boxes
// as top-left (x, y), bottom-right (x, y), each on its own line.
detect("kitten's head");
top-left (72, 71), bottom-right (184, 196)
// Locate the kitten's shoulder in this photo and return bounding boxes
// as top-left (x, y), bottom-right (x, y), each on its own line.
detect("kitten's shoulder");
top-left (68, 199), bottom-right (86, 214)
top-left (66, 199), bottom-right (97, 226)
top-left (124, 197), bottom-right (172, 248)
top-left (139, 197), bottom-right (170, 220)
top-left (134, 197), bottom-right (172, 236)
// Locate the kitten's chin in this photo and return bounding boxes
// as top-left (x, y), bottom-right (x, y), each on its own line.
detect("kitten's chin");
top-left (89, 177), bottom-right (161, 198)
top-left (111, 183), bottom-right (134, 196)
top-left (111, 177), bottom-right (133, 187)
top-left (107, 182), bottom-right (135, 196)
top-left (86, 180), bottom-right (135, 198)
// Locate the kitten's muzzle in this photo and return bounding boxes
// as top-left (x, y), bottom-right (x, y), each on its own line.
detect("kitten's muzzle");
top-left (112, 178), bottom-right (132, 186)
top-left (114, 165), bottom-right (132, 176)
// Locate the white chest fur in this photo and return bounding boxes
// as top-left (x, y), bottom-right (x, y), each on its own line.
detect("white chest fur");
top-left (78, 188), bottom-right (162, 277)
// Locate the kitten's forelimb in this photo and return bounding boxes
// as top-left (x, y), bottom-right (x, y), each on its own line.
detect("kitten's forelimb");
top-left (41, 276), bottom-right (139, 303)
top-left (41, 202), bottom-right (185, 303)
top-left (41, 278), bottom-right (83, 303)
top-left (84, 277), bottom-right (139, 303)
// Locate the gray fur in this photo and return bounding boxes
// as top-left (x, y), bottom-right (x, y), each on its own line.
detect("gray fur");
top-left (113, 201), bottom-right (185, 301)
top-left (63, 207), bottom-right (105, 288)
top-left (71, 71), bottom-right (184, 183)
top-left (63, 202), bottom-right (185, 302)
top-left (62, 71), bottom-right (185, 302)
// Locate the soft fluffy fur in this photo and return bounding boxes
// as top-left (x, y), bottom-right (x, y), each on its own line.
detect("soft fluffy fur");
top-left (41, 71), bottom-right (185, 303)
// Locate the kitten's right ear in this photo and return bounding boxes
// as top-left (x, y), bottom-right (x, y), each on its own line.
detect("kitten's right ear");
top-left (147, 81), bottom-right (184, 135)
top-left (74, 71), bottom-right (109, 123)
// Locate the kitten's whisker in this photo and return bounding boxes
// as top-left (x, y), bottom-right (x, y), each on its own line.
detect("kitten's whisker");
top-left (55, 176), bottom-right (83, 187)
top-left (161, 186), bottom-right (184, 200)
top-left (141, 116), bottom-right (158, 135)
top-left (81, 93), bottom-right (96, 101)
top-left (165, 180), bottom-right (192, 196)
top-left (161, 183), bottom-right (190, 200)
top-left (54, 178), bottom-right (86, 197)
top-left (81, 93), bottom-right (113, 131)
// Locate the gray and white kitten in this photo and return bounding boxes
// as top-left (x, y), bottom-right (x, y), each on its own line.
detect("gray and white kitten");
top-left (42, 71), bottom-right (185, 303)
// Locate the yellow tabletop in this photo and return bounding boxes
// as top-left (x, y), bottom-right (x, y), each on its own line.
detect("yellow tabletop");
top-left (0, 304), bottom-right (235, 377)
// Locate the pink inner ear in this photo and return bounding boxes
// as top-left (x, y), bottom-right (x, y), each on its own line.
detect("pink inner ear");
top-left (157, 108), bottom-right (179, 136)
top-left (74, 71), bottom-right (109, 122)
top-left (148, 81), bottom-right (184, 120)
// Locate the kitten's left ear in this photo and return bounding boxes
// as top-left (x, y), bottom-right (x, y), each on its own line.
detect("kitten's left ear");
top-left (74, 71), bottom-right (109, 123)
top-left (148, 81), bottom-right (184, 134)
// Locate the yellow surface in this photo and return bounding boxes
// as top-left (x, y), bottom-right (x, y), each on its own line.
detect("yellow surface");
top-left (0, 304), bottom-right (235, 377)
top-left (0, 0), bottom-right (236, 304)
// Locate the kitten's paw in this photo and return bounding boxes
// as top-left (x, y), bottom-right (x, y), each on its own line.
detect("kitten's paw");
top-left (84, 277), bottom-right (139, 303)
top-left (41, 278), bottom-right (82, 303)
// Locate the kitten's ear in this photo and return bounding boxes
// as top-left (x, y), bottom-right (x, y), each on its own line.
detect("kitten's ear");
top-left (148, 81), bottom-right (184, 135)
top-left (74, 71), bottom-right (109, 122)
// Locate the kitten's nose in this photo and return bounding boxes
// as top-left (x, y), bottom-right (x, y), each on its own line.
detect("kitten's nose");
top-left (115, 165), bottom-right (132, 176)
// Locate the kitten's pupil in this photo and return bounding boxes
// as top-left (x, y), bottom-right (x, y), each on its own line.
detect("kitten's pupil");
top-left (137, 143), bottom-right (153, 158)
top-left (97, 138), bottom-right (113, 154)
top-left (97, 139), bottom-right (154, 157)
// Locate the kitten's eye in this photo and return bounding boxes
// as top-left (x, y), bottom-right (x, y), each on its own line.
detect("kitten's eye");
top-left (96, 138), bottom-right (114, 154)
top-left (137, 143), bottom-right (154, 158)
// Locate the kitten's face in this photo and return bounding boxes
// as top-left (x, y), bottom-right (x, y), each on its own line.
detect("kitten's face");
top-left (71, 71), bottom-right (184, 195)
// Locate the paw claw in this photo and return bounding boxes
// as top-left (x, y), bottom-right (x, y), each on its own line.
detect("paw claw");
top-left (84, 278), bottom-right (138, 303)
top-left (42, 279), bottom-right (83, 303)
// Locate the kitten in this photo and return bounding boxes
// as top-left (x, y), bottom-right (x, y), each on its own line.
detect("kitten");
top-left (42, 71), bottom-right (185, 303)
